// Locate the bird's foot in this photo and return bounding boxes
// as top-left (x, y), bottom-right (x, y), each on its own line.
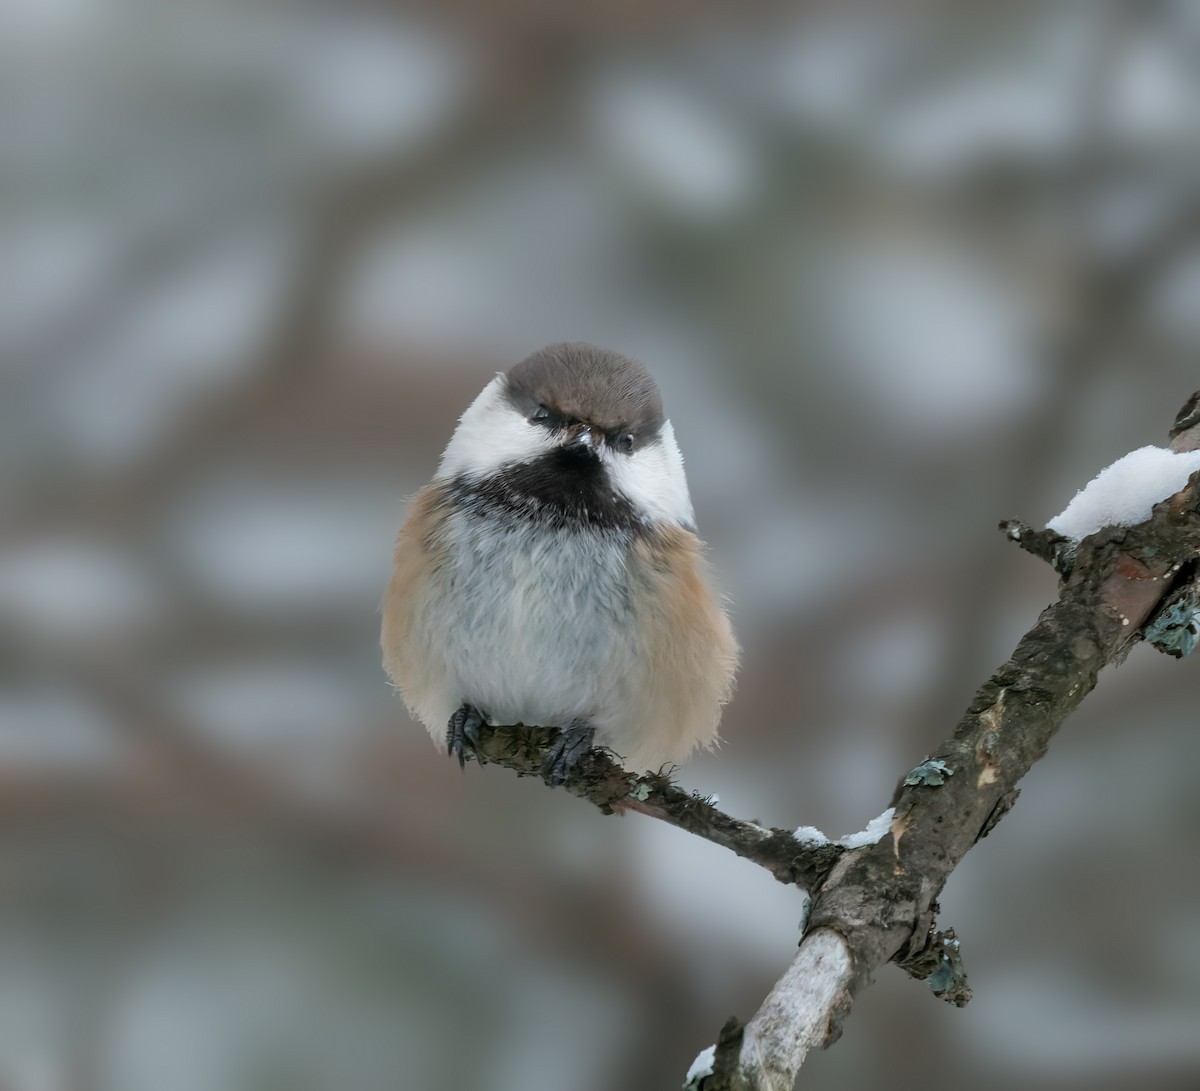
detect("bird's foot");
top-left (540, 719), bottom-right (596, 787)
top-left (447, 705), bottom-right (487, 769)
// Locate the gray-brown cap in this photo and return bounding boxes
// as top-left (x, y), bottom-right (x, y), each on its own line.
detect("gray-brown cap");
top-left (504, 342), bottom-right (665, 446)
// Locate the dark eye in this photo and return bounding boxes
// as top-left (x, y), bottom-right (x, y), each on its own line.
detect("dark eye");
top-left (531, 405), bottom-right (550, 423)
top-left (616, 432), bottom-right (635, 453)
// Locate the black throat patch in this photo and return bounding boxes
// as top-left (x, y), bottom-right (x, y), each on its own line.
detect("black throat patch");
top-left (452, 448), bottom-right (639, 533)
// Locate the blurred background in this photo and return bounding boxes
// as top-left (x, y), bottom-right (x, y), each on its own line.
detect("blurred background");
top-left (3, 0), bottom-right (1200, 1088)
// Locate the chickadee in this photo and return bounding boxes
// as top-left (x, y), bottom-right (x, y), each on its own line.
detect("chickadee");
top-left (381, 342), bottom-right (738, 784)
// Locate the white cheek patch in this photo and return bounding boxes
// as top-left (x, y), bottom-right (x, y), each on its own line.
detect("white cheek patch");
top-left (439, 381), bottom-right (697, 528)
top-left (437, 375), bottom-right (554, 479)
top-left (605, 419), bottom-right (696, 528)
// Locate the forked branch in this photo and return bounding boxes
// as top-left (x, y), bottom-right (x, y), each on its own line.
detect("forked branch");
top-left (461, 393), bottom-right (1200, 1091)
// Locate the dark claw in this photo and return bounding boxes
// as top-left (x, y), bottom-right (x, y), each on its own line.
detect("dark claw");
top-left (447, 705), bottom-right (487, 769)
top-left (540, 720), bottom-right (596, 786)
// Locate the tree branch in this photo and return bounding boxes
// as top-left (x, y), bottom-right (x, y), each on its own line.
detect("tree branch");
top-left (466, 723), bottom-right (846, 893)
top-left (696, 396), bottom-right (1200, 1089)
top-left (456, 393), bottom-right (1200, 1091)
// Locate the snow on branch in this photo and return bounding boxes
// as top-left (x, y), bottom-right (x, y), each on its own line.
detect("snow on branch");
top-left (1046, 445), bottom-right (1200, 541)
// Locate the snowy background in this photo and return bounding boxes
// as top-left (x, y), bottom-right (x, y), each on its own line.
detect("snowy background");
top-left (4, 2), bottom-right (1200, 1088)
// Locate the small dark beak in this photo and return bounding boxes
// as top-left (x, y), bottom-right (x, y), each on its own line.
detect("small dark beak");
top-left (562, 423), bottom-right (597, 453)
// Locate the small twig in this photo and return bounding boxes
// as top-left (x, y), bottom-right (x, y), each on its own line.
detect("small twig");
top-left (467, 723), bottom-right (844, 892)
top-left (998, 519), bottom-right (1073, 571)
